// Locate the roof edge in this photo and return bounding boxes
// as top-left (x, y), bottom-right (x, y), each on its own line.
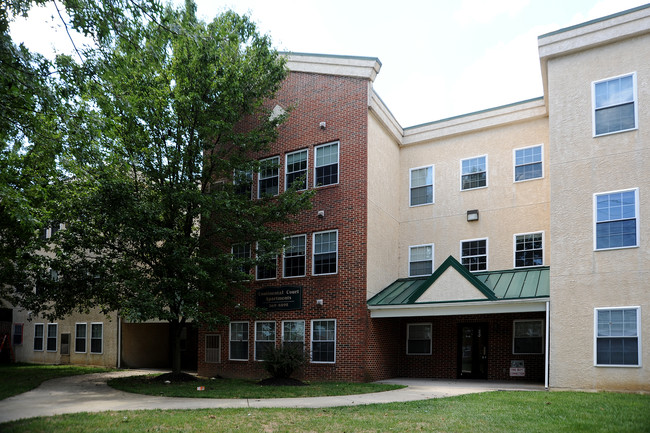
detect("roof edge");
top-left (281, 51), bottom-right (382, 82)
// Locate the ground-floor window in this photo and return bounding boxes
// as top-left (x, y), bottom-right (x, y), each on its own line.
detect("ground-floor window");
top-left (311, 319), bottom-right (335, 363)
top-left (407, 323), bottom-right (432, 355)
top-left (13, 323), bottom-right (23, 345)
top-left (46, 323), bottom-right (57, 352)
top-left (255, 321), bottom-right (276, 361)
top-left (75, 323), bottom-right (87, 353)
top-left (33, 323), bottom-right (44, 351)
top-left (229, 322), bottom-right (249, 361)
top-left (282, 320), bottom-right (305, 352)
top-left (595, 307), bottom-right (640, 366)
top-left (90, 323), bottom-right (103, 354)
top-left (513, 320), bottom-right (543, 354)
top-left (205, 334), bottom-right (221, 363)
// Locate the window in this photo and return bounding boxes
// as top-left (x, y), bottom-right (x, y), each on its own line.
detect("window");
top-left (410, 165), bottom-right (434, 206)
top-left (461, 238), bottom-right (487, 272)
top-left (13, 323), bottom-right (23, 345)
top-left (311, 319), bottom-right (335, 363)
top-left (594, 188), bottom-right (639, 250)
top-left (313, 230), bottom-right (338, 275)
top-left (33, 323), bottom-right (44, 351)
top-left (593, 73), bottom-right (637, 136)
top-left (255, 321), bottom-right (276, 361)
top-left (258, 156), bottom-right (279, 197)
top-left (283, 235), bottom-right (306, 278)
top-left (234, 169), bottom-right (253, 198)
top-left (229, 322), bottom-right (249, 361)
top-left (75, 323), bottom-right (87, 353)
top-left (286, 149), bottom-right (308, 190)
top-left (46, 323), bottom-right (57, 352)
top-left (407, 323), bottom-right (432, 355)
top-left (595, 307), bottom-right (640, 366)
top-left (282, 320), bottom-right (305, 351)
top-left (255, 242), bottom-right (277, 280)
top-left (315, 142), bottom-right (339, 187)
top-left (514, 145), bottom-right (543, 182)
top-left (409, 244), bottom-right (433, 277)
top-left (514, 232), bottom-right (543, 268)
top-left (513, 320), bottom-right (543, 354)
top-left (90, 323), bottom-right (103, 354)
top-left (205, 334), bottom-right (221, 363)
top-left (232, 243), bottom-right (251, 275)
top-left (461, 155), bottom-right (487, 190)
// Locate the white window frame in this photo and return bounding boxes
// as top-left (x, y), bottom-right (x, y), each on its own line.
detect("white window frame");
top-left (90, 322), bottom-right (103, 354)
top-left (233, 169), bottom-right (253, 199)
top-left (513, 144), bottom-right (543, 183)
top-left (594, 306), bottom-right (641, 367)
top-left (409, 165), bottom-right (434, 207)
top-left (232, 243), bottom-right (252, 276)
top-left (255, 241), bottom-right (277, 281)
top-left (311, 319), bottom-right (336, 364)
top-left (407, 323), bottom-right (432, 355)
top-left (409, 244), bottom-right (434, 277)
top-left (592, 72), bottom-right (638, 137)
top-left (513, 231), bottom-right (544, 268)
top-left (593, 188), bottom-right (639, 251)
top-left (314, 141), bottom-right (339, 187)
top-left (75, 322), bottom-right (87, 353)
top-left (283, 234), bottom-right (306, 278)
top-left (46, 323), bottom-right (58, 352)
top-left (33, 323), bottom-right (44, 351)
top-left (512, 319), bottom-right (544, 355)
top-left (229, 321), bottom-right (249, 361)
top-left (313, 230), bottom-right (338, 276)
top-left (254, 321), bottom-right (276, 361)
top-left (282, 320), bottom-right (305, 351)
top-left (205, 334), bottom-right (221, 363)
top-left (460, 155), bottom-right (488, 191)
top-left (285, 148), bottom-right (308, 191)
top-left (257, 156), bottom-right (280, 198)
top-left (460, 238), bottom-right (488, 272)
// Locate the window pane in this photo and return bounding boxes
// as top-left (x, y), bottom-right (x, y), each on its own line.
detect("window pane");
top-left (407, 324), bottom-right (431, 355)
top-left (284, 235), bottom-right (306, 277)
top-left (286, 150), bottom-right (307, 190)
top-left (411, 185), bottom-right (433, 206)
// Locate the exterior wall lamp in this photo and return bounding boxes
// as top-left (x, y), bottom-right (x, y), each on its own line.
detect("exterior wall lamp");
top-left (467, 209), bottom-right (479, 222)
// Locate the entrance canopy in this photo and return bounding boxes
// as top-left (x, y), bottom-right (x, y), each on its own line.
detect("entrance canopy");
top-left (368, 256), bottom-right (549, 318)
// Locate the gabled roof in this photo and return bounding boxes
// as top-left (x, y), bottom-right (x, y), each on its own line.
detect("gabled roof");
top-left (368, 256), bottom-right (549, 308)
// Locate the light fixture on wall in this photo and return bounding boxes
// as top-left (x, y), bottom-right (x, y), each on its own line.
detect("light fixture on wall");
top-left (316, 299), bottom-right (324, 306)
top-left (320, 122), bottom-right (326, 129)
top-left (467, 209), bottom-right (479, 222)
top-left (317, 210), bottom-right (325, 218)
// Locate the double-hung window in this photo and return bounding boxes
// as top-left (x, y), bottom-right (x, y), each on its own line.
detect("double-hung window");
top-left (205, 334), bottom-right (221, 363)
top-left (311, 319), bottom-right (335, 363)
top-left (410, 165), bottom-right (434, 206)
top-left (286, 149), bottom-right (308, 190)
top-left (255, 321), bottom-right (276, 361)
top-left (514, 145), bottom-right (543, 182)
top-left (46, 323), bottom-right (57, 352)
top-left (513, 320), bottom-right (544, 354)
top-left (593, 73), bottom-right (637, 136)
top-left (514, 232), bottom-right (543, 268)
top-left (594, 188), bottom-right (639, 250)
top-left (255, 242), bottom-right (277, 280)
top-left (595, 307), bottom-right (640, 366)
top-left (232, 243), bottom-right (251, 276)
top-left (75, 323), bottom-right (87, 353)
top-left (234, 169), bottom-right (253, 198)
top-left (282, 320), bottom-right (305, 352)
top-left (229, 322), bottom-right (249, 361)
top-left (90, 323), bottom-right (103, 354)
top-left (461, 155), bottom-right (487, 190)
top-left (33, 323), bottom-right (44, 351)
top-left (407, 323), bottom-right (432, 355)
top-left (461, 238), bottom-right (487, 272)
top-left (13, 323), bottom-right (23, 345)
top-left (258, 156), bottom-right (279, 197)
top-left (315, 142), bottom-right (339, 187)
top-left (409, 244), bottom-right (433, 277)
top-left (313, 230), bottom-right (337, 275)
top-left (283, 235), bottom-right (306, 278)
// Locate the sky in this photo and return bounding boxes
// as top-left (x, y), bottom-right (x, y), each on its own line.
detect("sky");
top-left (11, 0), bottom-right (649, 127)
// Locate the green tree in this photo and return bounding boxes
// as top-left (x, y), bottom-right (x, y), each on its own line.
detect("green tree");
top-left (10, 0), bottom-right (311, 374)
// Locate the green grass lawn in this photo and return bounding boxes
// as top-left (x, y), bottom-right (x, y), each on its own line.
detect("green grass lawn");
top-left (108, 374), bottom-right (404, 398)
top-left (2, 390), bottom-right (649, 433)
top-left (0, 363), bottom-right (111, 400)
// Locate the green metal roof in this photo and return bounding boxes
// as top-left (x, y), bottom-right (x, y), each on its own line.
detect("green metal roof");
top-left (368, 256), bottom-right (549, 307)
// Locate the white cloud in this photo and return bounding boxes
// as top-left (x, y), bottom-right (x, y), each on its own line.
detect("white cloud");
top-left (454, 0), bottom-right (530, 26)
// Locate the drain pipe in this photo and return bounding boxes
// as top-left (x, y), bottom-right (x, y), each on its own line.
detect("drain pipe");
top-left (545, 301), bottom-right (550, 390)
top-left (117, 316), bottom-right (122, 369)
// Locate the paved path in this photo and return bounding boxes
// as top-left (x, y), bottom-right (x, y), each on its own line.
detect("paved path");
top-left (0, 370), bottom-right (544, 423)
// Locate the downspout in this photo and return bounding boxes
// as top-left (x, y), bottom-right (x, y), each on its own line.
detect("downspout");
top-left (545, 301), bottom-right (550, 390)
top-left (117, 316), bottom-right (122, 369)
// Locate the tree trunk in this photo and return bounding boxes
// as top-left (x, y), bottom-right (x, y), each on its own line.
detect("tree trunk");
top-left (170, 320), bottom-right (183, 374)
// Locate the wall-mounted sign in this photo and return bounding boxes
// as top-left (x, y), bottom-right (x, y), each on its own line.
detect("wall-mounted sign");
top-left (510, 360), bottom-right (525, 376)
top-left (256, 286), bottom-right (302, 311)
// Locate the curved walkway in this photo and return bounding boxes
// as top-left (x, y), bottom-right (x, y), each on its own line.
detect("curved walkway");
top-left (0, 370), bottom-right (544, 423)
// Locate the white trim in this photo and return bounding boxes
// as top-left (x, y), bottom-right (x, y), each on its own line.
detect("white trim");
top-left (593, 187), bottom-right (640, 251)
top-left (409, 165), bottom-right (435, 207)
top-left (285, 148), bottom-right (309, 191)
top-left (283, 234), bottom-right (307, 278)
top-left (90, 322), bottom-right (103, 355)
top-left (257, 155), bottom-right (280, 198)
top-left (592, 72), bottom-right (638, 137)
top-left (459, 237), bottom-right (488, 272)
top-left (74, 322), bottom-right (87, 353)
top-left (255, 241), bottom-right (277, 281)
top-left (513, 144), bottom-right (544, 183)
top-left (312, 230), bottom-right (338, 276)
top-left (254, 321), bottom-right (276, 362)
top-left (513, 231), bottom-right (545, 268)
top-left (369, 297), bottom-right (549, 318)
top-left (314, 141), bottom-right (340, 188)
top-left (460, 154), bottom-right (488, 191)
top-left (408, 243), bottom-right (434, 277)
top-left (594, 306), bottom-right (641, 367)
top-left (310, 319), bottom-right (336, 364)
top-left (512, 319), bottom-right (544, 354)
top-left (229, 321), bottom-right (249, 361)
top-left (406, 323), bottom-right (432, 355)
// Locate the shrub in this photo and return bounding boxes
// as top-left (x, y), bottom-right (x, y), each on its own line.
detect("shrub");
top-left (262, 344), bottom-right (306, 379)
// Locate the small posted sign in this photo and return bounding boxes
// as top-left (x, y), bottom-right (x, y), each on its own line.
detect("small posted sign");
top-left (510, 360), bottom-right (525, 377)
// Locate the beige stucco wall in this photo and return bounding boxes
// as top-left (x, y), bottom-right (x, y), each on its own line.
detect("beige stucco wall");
top-left (366, 112), bottom-right (401, 298)
top-left (547, 32), bottom-right (650, 391)
top-left (398, 117), bottom-right (550, 276)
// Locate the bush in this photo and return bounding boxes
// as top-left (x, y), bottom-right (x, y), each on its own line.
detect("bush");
top-left (262, 344), bottom-right (306, 379)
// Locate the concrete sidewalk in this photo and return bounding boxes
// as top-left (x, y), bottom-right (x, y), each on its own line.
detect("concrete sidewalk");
top-left (0, 370), bottom-right (544, 424)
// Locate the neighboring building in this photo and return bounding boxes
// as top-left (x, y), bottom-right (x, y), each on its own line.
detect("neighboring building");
top-left (198, 4), bottom-right (650, 391)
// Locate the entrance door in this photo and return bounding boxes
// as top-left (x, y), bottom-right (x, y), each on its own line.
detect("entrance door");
top-left (458, 323), bottom-right (488, 379)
